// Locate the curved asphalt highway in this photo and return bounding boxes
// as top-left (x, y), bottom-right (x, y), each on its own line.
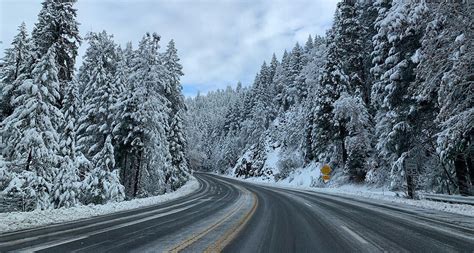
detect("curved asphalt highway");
top-left (224, 176), bottom-right (474, 252)
top-left (0, 173), bottom-right (473, 252)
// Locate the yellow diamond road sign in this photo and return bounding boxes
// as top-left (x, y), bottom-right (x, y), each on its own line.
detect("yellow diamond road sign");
top-left (321, 164), bottom-right (332, 175)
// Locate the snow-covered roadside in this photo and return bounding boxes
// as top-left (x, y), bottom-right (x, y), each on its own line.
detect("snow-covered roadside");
top-left (0, 176), bottom-right (200, 234)
top-left (219, 173), bottom-right (474, 217)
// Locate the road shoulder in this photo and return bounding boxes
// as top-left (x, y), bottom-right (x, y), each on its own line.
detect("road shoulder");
top-left (0, 176), bottom-right (200, 234)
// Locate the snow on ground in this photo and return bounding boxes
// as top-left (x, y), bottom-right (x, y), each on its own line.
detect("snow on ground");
top-left (0, 176), bottom-right (200, 234)
top-left (222, 170), bottom-right (474, 217)
top-left (261, 143), bottom-right (281, 176)
top-left (308, 184), bottom-right (474, 217)
top-left (237, 162), bottom-right (320, 188)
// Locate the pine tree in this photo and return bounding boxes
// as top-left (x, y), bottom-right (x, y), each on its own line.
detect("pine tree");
top-left (162, 40), bottom-right (184, 108)
top-left (32, 0), bottom-right (81, 88)
top-left (77, 31), bottom-right (124, 203)
top-left (435, 3), bottom-right (473, 195)
top-left (116, 33), bottom-right (172, 196)
top-left (370, 0), bottom-right (428, 195)
top-left (269, 54), bottom-right (279, 82)
top-left (285, 43), bottom-right (305, 108)
top-left (113, 82), bottom-right (142, 197)
top-left (0, 22), bottom-right (32, 121)
top-left (53, 78), bottom-right (84, 208)
top-left (304, 35), bottom-right (314, 53)
top-left (369, 0), bottom-right (393, 182)
top-left (356, 0), bottom-right (378, 105)
top-left (162, 39), bottom-right (188, 191)
top-left (311, 11), bottom-right (351, 167)
top-left (78, 31), bottom-right (120, 159)
top-left (273, 50), bottom-right (291, 111)
top-left (302, 36), bottom-right (327, 162)
top-left (0, 45), bottom-right (62, 210)
top-left (333, 92), bottom-right (373, 181)
top-left (167, 112), bottom-right (188, 190)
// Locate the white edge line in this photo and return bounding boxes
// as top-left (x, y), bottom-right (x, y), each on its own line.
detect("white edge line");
top-left (14, 202), bottom-right (202, 252)
top-left (340, 225), bottom-right (369, 244)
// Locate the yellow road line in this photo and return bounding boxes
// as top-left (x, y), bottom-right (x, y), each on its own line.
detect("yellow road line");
top-left (204, 191), bottom-right (259, 253)
top-left (167, 194), bottom-right (246, 253)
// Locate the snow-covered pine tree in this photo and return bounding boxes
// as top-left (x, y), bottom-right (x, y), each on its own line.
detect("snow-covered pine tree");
top-left (304, 35), bottom-right (314, 53)
top-left (78, 31), bottom-right (119, 160)
top-left (239, 72), bottom-right (264, 151)
top-left (310, 2), bottom-right (352, 169)
top-left (435, 2), bottom-right (473, 196)
top-left (401, 3), bottom-right (451, 193)
top-left (0, 45), bottom-right (62, 210)
top-left (370, 0), bottom-right (428, 196)
top-left (251, 62), bottom-right (275, 130)
top-left (81, 135), bottom-right (124, 204)
top-left (117, 33), bottom-right (172, 196)
top-left (167, 112), bottom-right (188, 190)
top-left (285, 43), bottom-right (305, 108)
top-left (302, 36), bottom-right (327, 162)
top-left (122, 42), bottom-right (135, 69)
top-left (77, 31), bottom-right (124, 204)
top-left (369, 0), bottom-right (393, 183)
top-left (53, 78), bottom-right (84, 208)
top-left (113, 78), bottom-right (142, 197)
top-left (162, 39), bottom-right (189, 191)
top-left (333, 92), bottom-right (373, 182)
top-left (336, 0), bottom-right (373, 181)
top-left (273, 50), bottom-right (291, 112)
top-left (32, 0), bottom-right (81, 91)
top-left (0, 22), bottom-right (31, 122)
top-left (356, 0), bottom-right (378, 105)
top-left (162, 40), bottom-right (184, 109)
top-left (269, 54), bottom-right (279, 83)
top-left (111, 45), bottom-right (133, 186)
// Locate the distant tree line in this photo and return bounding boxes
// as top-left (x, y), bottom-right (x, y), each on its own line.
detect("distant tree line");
top-left (186, 0), bottom-right (473, 197)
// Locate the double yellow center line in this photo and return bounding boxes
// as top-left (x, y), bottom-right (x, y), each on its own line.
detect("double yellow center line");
top-left (168, 189), bottom-right (258, 253)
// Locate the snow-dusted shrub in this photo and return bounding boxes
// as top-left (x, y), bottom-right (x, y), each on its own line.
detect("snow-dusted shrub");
top-left (276, 151), bottom-right (304, 181)
top-left (333, 93), bottom-right (373, 182)
top-left (364, 156), bottom-right (387, 186)
top-left (80, 168), bottom-right (125, 205)
top-left (3, 170), bottom-right (53, 211)
top-left (0, 160), bottom-right (12, 191)
top-left (52, 157), bottom-right (81, 208)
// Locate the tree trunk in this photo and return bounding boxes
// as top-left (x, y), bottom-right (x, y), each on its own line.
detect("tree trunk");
top-left (25, 149), bottom-right (32, 171)
top-left (454, 153), bottom-right (471, 196)
top-left (133, 151), bottom-right (142, 197)
top-left (304, 118), bottom-right (314, 163)
top-left (120, 152), bottom-right (127, 183)
top-left (339, 124), bottom-right (347, 167)
top-left (121, 152), bottom-right (128, 196)
top-left (467, 156), bottom-right (473, 189)
top-left (126, 152), bottom-right (136, 197)
top-left (407, 175), bottom-right (414, 199)
top-left (467, 145), bottom-right (473, 188)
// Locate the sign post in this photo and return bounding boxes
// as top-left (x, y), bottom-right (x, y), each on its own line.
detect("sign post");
top-left (404, 156), bottom-right (418, 199)
top-left (320, 164), bottom-right (332, 183)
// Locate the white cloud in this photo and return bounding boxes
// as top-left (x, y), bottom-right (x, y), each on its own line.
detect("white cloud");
top-left (0, 0), bottom-right (338, 96)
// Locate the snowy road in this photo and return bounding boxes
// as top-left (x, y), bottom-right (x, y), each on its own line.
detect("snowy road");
top-left (0, 173), bottom-right (473, 252)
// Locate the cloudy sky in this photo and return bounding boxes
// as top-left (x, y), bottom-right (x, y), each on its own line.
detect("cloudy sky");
top-left (0, 0), bottom-right (338, 96)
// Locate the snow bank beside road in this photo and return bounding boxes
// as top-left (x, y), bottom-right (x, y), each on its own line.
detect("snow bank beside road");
top-left (0, 176), bottom-right (200, 234)
top-left (308, 185), bottom-right (474, 217)
top-left (222, 173), bottom-right (474, 217)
